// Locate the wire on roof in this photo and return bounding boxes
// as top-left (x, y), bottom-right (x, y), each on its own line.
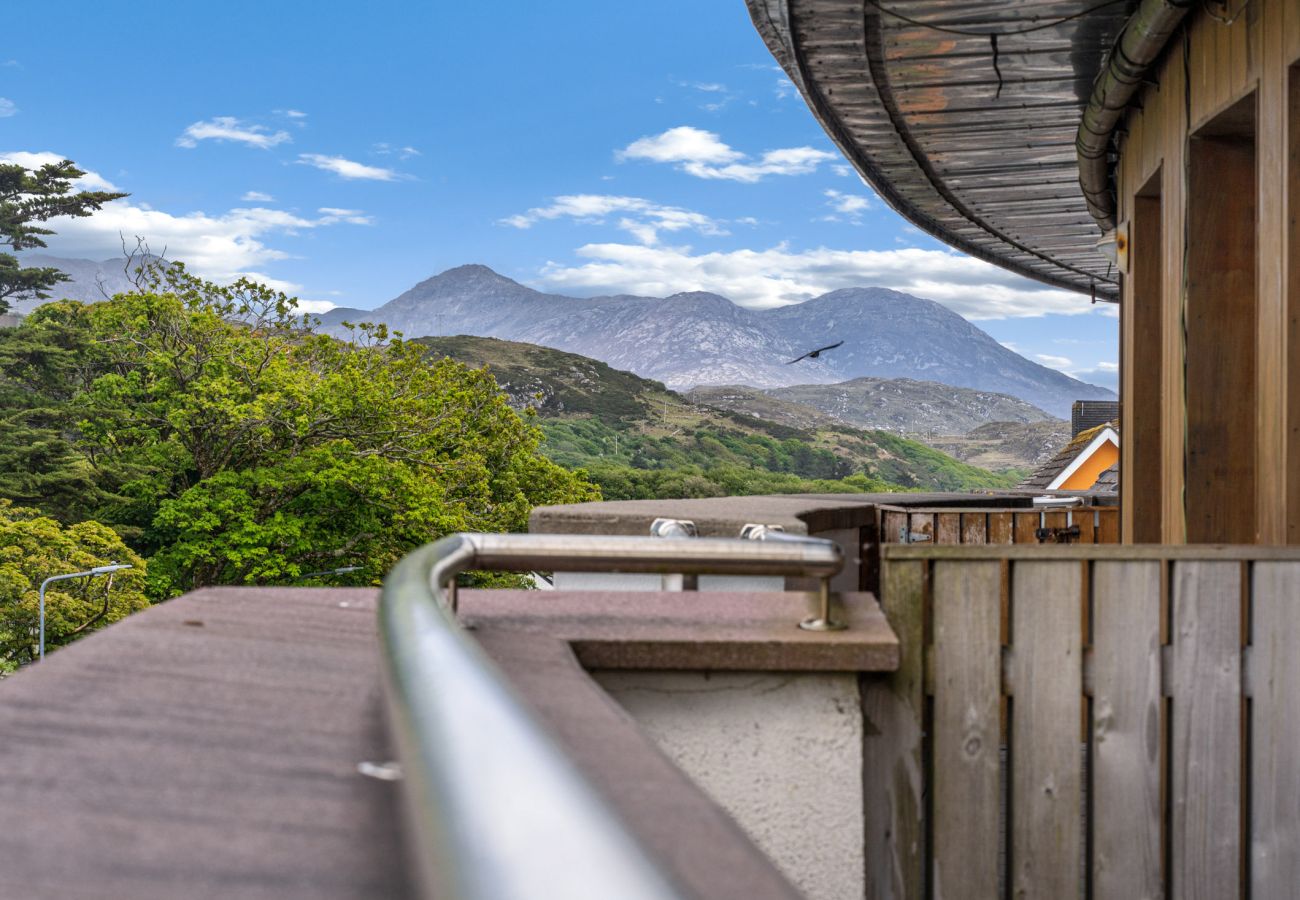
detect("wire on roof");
top-left (864, 0), bottom-right (1130, 38)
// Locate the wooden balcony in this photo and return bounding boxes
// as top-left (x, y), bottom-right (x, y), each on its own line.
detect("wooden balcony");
top-left (870, 543), bottom-right (1300, 899)
top-left (8, 494), bottom-right (1291, 900)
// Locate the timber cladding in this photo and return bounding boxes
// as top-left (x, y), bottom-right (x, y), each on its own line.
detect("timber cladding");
top-left (865, 545), bottom-right (1300, 899)
top-left (1115, 0), bottom-right (1300, 543)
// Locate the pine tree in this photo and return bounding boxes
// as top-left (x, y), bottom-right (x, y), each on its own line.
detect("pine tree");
top-left (0, 159), bottom-right (127, 314)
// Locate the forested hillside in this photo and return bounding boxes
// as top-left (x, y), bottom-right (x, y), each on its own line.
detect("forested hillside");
top-left (418, 335), bottom-right (1019, 500)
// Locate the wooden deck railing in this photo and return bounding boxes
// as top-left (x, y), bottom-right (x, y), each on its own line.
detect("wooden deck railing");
top-left (867, 544), bottom-right (1300, 900)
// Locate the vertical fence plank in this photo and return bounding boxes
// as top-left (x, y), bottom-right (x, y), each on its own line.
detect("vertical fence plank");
top-left (909, 513), bottom-right (935, 545)
top-left (961, 512), bottom-right (987, 545)
top-left (1091, 560), bottom-right (1163, 899)
top-left (1010, 560), bottom-right (1084, 899)
top-left (1098, 509), bottom-right (1120, 543)
top-left (863, 558), bottom-right (926, 900)
top-left (882, 510), bottom-right (907, 545)
top-left (1171, 561), bottom-right (1242, 900)
top-left (936, 513), bottom-right (961, 546)
top-left (1014, 512), bottom-right (1039, 544)
top-left (931, 560), bottom-right (1002, 900)
top-left (988, 513), bottom-right (1013, 544)
top-left (1075, 509), bottom-right (1096, 544)
top-left (1249, 562), bottom-right (1300, 899)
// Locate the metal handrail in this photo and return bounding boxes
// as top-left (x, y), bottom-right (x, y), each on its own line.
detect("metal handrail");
top-left (379, 532), bottom-right (842, 899)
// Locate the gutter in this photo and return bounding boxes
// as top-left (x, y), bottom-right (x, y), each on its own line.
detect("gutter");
top-left (1077, 0), bottom-right (1194, 232)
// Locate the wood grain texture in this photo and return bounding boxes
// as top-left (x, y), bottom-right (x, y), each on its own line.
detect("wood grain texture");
top-left (1129, 187), bottom-right (1165, 545)
top-left (1256, 0), bottom-right (1286, 544)
top-left (931, 560), bottom-right (1002, 900)
top-left (1014, 512), bottom-right (1039, 545)
top-left (961, 512), bottom-right (987, 545)
top-left (936, 512), bottom-right (961, 546)
top-left (988, 512), bottom-right (1013, 545)
top-left (1248, 562), bottom-right (1300, 898)
top-left (1170, 561), bottom-right (1242, 900)
top-left (1009, 560), bottom-right (1084, 900)
top-left (1091, 561), bottom-right (1164, 899)
top-left (863, 558), bottom-right (927, 900)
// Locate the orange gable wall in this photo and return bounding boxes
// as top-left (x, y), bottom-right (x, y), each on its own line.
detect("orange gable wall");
top-left (1059, 439), bottom-right (1119, 490)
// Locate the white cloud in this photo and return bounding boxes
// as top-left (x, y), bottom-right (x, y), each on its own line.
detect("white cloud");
top-left (241, 190), bottom-right (275, 202)
top-left (317, 206), bottom-right (374, 226)
top-left (1096, 361), bottom-right (1119, 372)
top-left (374, 143), bottom-right (421, 160)
top-left (297, 153), bottom-right (399, 181)
top-left (280, 109), bottom-right (308, 119)
top-left (823, 189), bottom-right (871, 223)
top-left (0, 98), bottom-right (16, 117)
top-left (618, 126), bottom-right (835, 182)
top-left (0, 152), bottom-right (120, 191)
top-left (501, 194), bottom-right (725, 245)
top-left (32, 199), bottom-right (368, 283)
top-left (295, 299), bottom-right (337, 314)
top-left (1036, 354), bottom-right (1074, 369)
top-left (774, 76), bottom-right (797, 100)
top-left (176, 117), bottom-right (291, 150)
top-left (832, 164), bottom-right (852, 177)
top-left (537, 241), bottom-right (1096, 319)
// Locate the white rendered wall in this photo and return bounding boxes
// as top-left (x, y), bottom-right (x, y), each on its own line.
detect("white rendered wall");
top-left (594, 670), bottom-right (865, 900)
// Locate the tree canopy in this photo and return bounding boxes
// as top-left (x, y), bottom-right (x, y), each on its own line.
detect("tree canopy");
top-left (0, 262), bottom-right (599, 598)
top-left (0, 500), bottom-right (148, 670)
top-left (0, 158), bottom-right (127, 313)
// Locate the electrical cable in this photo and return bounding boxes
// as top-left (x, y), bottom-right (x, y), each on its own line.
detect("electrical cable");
top-left (864, 0), bottom-right (1130, 38)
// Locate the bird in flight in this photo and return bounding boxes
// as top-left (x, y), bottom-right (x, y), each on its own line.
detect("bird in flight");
top-left (786, 340), bottom-right (844, 364)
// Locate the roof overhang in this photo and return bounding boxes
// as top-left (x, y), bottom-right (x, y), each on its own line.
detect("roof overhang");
top-left (746, 0), bottom-right (1134, 302)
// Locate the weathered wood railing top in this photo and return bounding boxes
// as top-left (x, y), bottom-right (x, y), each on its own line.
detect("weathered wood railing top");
top-left (867, 544), bottom-right (1300, 900)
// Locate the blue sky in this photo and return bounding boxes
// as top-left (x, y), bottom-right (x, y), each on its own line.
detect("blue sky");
top-left (1, 0), bottom-right (1116, 389)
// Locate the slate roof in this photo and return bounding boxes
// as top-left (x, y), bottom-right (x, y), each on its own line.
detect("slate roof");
top-left (1092, 462), bottom-right (1119, 495)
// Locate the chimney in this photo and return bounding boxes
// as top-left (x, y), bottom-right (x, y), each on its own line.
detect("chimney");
top-left (1071, 400), bottom-right (1120, 438)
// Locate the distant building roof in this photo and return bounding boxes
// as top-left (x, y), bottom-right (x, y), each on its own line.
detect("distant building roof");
top-left (1072, 400), bottom-right (1120, 438)
top-left (1092, 462), bottom-right (1119, 495)
top-left (1018, 422), bottom-right (1118, 492)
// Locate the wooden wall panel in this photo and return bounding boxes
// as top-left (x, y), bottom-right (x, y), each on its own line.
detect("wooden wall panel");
top-left (1009, 561), bottom-right (1083, 899)
top-left (1128, 187), bottom-right (1164, 543)
top-left (931, 561), bottom-right (1002, 899)
top-left (1090, 561), bottom-right (1163, 898)
top-left (1185, 105), bottom-right (1257, 544)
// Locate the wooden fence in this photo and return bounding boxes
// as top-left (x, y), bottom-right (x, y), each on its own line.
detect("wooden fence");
top-left (876, 505), bottom-right (1120, 547)
top-left (865, 544), bottom-right (1300, 900)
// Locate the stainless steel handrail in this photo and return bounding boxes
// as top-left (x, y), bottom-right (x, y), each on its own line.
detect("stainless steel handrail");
top-left (379, 532), bottom-right (842, 899)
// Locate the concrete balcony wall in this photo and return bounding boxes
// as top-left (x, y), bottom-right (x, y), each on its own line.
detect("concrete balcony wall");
top-left (595, 670), bottom-right (865, 900)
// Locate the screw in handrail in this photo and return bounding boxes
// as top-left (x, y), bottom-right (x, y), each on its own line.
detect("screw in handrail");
top-left (651, 518), bottom-right (698, 590)
top-left (739, 523), bottom-right (845, 632)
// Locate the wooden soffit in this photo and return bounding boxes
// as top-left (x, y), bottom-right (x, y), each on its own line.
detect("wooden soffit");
top-left (747, 0), bottom-right (1131, 302)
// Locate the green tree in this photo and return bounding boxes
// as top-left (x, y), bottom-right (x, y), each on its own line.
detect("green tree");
top-left (0, 262), bottom-right (599, 596)
top-left (0, 500), bottom-right (148, 670)
top-left (0, 158), bottom-right (127, 313)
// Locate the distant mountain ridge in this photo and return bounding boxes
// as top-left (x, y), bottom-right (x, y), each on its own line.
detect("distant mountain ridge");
top-left (319, 264), bottom-right (1112, 417)
top-left (25, 257), bottom-right (1114, 417)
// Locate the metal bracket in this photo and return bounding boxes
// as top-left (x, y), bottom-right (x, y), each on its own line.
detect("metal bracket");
top-left (651, 518), bottom-right (698, 590)
top-left (899, 526), bottom-right (933, 543)
top-left (741, 523), bottom-right (845, 631)
top-left (1035, 525), bottom-right (1082, 544)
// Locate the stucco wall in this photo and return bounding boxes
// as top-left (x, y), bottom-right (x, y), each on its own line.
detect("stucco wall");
top-left (594, 670), bottom-right (865, 900)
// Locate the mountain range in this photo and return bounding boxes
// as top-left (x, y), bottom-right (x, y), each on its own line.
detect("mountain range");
top-left (21, 257), bottom-right (1114, 418)
top-left (316, 265), bottom-right (1112, 417)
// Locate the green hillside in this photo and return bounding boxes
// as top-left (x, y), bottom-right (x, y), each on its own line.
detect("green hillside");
top-left (419, 336), bottom-right (1019, 500)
